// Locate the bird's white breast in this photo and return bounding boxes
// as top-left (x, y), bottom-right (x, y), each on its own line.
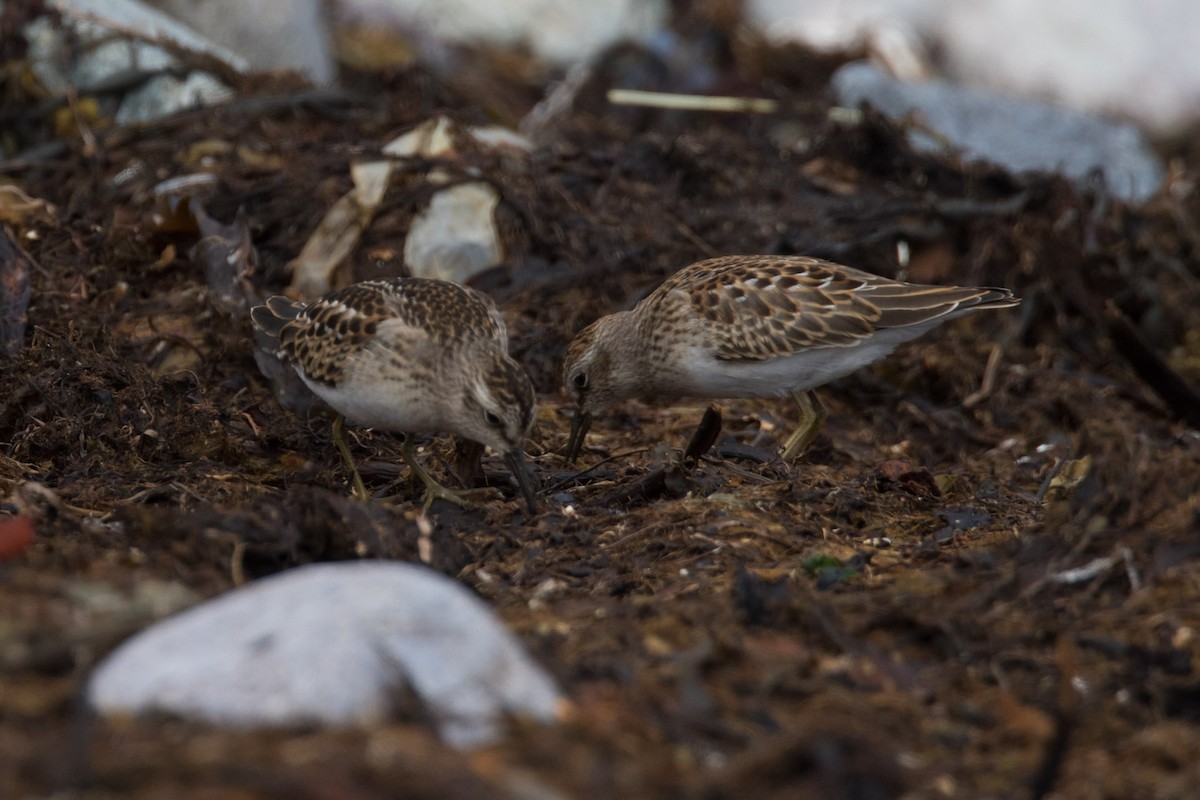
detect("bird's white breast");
top-left (298, 355), bottom-right (450, 434)
top-left (676, 321), bottom-right (943, 399)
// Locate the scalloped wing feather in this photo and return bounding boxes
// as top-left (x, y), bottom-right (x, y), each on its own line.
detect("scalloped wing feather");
top-left (647, 255), bottom-right (1016, 362)
top-left (252, 278), bottom-right (507, 387)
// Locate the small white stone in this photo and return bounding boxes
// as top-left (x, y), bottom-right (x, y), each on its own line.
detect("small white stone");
top-left (383, 117), bottom-right (458, 159)
top-left (403, 182), bottom-right (504, 285)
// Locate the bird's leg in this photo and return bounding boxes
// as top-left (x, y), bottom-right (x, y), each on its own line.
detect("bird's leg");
top-left (681, 404), bottom-right (723, 472)
top-left (780, 390), bottom-right (827, 461)
top-left (399, 437), bottom-right (499, 511)
top-left (331, 413), bottom-right (370, 501)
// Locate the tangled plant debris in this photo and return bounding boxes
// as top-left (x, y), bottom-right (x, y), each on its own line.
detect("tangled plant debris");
top-left (2, 6), bottom-right (1200, 799)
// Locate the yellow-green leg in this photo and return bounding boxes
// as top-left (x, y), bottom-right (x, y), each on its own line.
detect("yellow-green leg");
top-left (780, 390), bottom-right (827, 461)
top-left (400, 437), bottom-right (498, 511)
top-left (331, 415), bottom-right (497, 509)
top-left (331, 413), bottom-right (370, 501)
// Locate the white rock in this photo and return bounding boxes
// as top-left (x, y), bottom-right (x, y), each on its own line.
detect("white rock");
top-left (403, 182), bottom-right (505, 285)
top-left (88, 562), bottom-right (563, 749)
top-left (746, 0), bottom-right (932, 80)
top-left (832, 61), bottom-right (1164, 204)
top-left (340, 0), bottom-right (669, 65)
top-left (746, 0), bottom-right (1200, 136)
top-left (936, 0), bottom-right (1200, 138)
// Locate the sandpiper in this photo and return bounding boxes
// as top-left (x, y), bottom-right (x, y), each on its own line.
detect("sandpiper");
top-left (252, 277), bottom-right (539, 512)
top-left (563, 255), bottom-right (1019, 461)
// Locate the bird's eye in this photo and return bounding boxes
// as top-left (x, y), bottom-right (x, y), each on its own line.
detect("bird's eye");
top-left (572, 372), bottom-right (588, 390)
top-left (484, 411), bottom-right (503, 428)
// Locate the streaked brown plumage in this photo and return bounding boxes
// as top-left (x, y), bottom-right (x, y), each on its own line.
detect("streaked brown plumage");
top-left (252, 277), bottom-right (538, 512)
top-left (563, 255), bottom-right (1019, 460)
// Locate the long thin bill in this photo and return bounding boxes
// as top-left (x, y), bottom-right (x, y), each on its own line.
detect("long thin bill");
top-left (504, 449), bottom-right (540, 514)
top-left (564, 410), bottom-right (592, 463)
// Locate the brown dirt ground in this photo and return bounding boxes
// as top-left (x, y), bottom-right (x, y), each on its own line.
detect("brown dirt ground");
top-left (3, 10), bottom-right (1200, 800)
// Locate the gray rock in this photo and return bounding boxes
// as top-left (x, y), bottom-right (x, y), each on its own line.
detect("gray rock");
top-left (88, 562), bottom-right (563, 749)
top-left (25, 0), bottom-right (242, 126)
top-left (147, 0), bottom-right (335, 84)
top-left (113, 72), bottom-right (234, 125)
top-left (831, 61), bottom-right (1164, 204)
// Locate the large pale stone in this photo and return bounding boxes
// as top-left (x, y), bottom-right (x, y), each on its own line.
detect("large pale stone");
top-left (88, 561), bottom-right (563, 749)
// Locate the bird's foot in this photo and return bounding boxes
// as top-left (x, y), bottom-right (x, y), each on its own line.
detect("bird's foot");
top-left (419, 482), bottom-right (502, 512)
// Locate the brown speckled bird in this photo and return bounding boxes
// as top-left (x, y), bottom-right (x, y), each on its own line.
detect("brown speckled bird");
top-left (252, 277), bottom-right (538, 512)
top-left (563, 255), bottom-right (1019, 461)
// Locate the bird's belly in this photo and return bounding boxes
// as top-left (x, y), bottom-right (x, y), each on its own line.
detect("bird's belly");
top-left (299, 371), bottom-right (446, 434)
top-left (681, 338), bottom-right (901, 398)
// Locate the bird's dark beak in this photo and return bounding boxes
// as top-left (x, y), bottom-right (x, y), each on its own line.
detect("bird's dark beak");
top-left (564, 409), bottom-right (592, 463)
top-left (503, 449), bottom-right (540, 514)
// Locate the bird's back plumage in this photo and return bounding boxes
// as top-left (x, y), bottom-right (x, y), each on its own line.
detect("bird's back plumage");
top-left (644, 255), bottom-right (1018, 362)
top-left (252, 277), bottom-right (508, 388)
